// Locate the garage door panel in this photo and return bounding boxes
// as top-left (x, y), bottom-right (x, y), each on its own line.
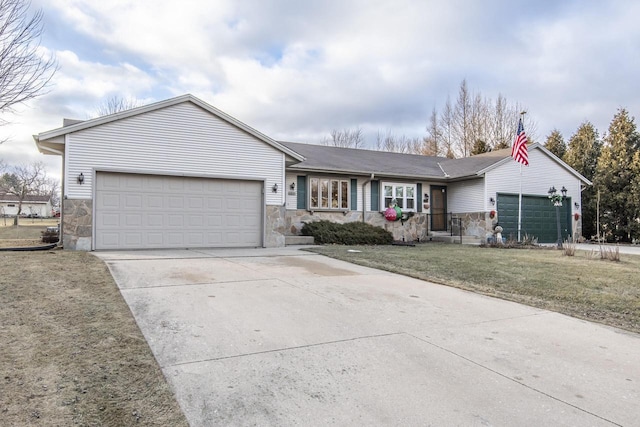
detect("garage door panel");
top-left (147, 195), bottom-right (163, 208)
top-left (100, 213), bottom-right (120, 227)
top-left (147, 214), bottom-right (163, 227)
top-left (497, 193), bottom-right (571, 243)
top-left (186, 197), bottom-right (204, 209)
top-left (124, 177), bottom-right (144, 190)
top-left (96, 173), bottom-right (263, 249)
top-left (124, 194), bottom-right (143, 208)
top-left (146, 233), bottom-right (163, 245)
top-left (124, 214), bottom-right (142, 227)
top-left (168, 215), bottom-right (184, 227)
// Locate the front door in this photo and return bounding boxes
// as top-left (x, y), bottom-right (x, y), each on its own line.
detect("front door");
top-left (431, 186), bottom-right (447, 231)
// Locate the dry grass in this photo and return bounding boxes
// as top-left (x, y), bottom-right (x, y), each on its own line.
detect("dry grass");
top-left (0, 219), bottom-right (60, 248)
top-left (0, 250), bottom-right (188, 426)
top-left (308, 243), bottom-right (640, 333)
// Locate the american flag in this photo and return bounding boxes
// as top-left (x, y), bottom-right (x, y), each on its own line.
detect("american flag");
top-left (511, 118), bottom-right (529, 166)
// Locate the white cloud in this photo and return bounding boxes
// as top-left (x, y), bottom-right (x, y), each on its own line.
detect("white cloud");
top-left (3, 0), bottom-right (638, 177)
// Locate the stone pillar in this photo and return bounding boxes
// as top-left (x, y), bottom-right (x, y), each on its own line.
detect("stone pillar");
top-left (62, 199), bottom-right (93, 250)
top-left (265, 205), bottom-right (286, 247)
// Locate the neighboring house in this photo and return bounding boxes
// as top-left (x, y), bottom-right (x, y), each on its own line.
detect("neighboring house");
top-left (0, 193), bottom-right (53, 217)
top-left (34, 94), bottom-right (590, 250)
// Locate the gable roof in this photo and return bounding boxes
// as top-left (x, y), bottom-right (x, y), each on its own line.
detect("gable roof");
top-left (280, 141), bottom-right (449, 180)
top-left (34, 94), bottom-right (304, 161)
top-left (439, 143), bottom-right (591, 184)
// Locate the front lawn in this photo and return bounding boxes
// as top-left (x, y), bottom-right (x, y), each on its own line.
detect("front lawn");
top-left (308, 243), bottom-right (640, 334)
top-left (0, 250), bottom-right (188, 426)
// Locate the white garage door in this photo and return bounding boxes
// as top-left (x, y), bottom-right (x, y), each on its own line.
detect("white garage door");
top-left (95, 172), bottom-right (263, 250)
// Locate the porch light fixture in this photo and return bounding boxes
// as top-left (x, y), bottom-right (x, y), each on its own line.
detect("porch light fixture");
top-left (489, 197), bottom-right (495, 206)
top-left (77, 172), bottom-right (85, 184)
top-left (290, 182), bottom-right (295, 190)
top-left (272, 183), bottom-right (278, 193)
top-left (574, 202), bottom-right (580, 209)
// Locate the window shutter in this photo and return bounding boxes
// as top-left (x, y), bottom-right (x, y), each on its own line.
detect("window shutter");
top-left (296, 176), bottom-right (307, 209)
top-left (371, 180), bottom-right (380, 211)
top-left (416, 183), bottom-right (422, 212)
top-left (350, 179), bottom-right (357, 210)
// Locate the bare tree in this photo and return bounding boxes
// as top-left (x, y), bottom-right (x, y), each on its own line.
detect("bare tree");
top-left (424, 107), bottom-right (441, 156)
top-left (0, 0), bottom-right (57, 129)
top-left (95, 95), bottom-right (143, 117)
top-left (0, 161), bottom-right (48, 224)
top-left (473, 93), bottom-right (492, 148)
top-left (433, 81), bottom-right (537, 155)
top-left (374, 130), bottom-right (425, 154)
top-left (440, 97), bottom-right (456, 158)
top-left (452, 79), bottom-right (472, 157)
top-left (321, 127), bottom-right (364, 148)
top-left (43, 176), bottom-right (60, 209)
top-left (491, 94), bottom-right (514, 150)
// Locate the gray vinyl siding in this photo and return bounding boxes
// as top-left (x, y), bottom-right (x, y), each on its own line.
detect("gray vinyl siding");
top-left (447, 179), bottom-right (484, 213)
top-left (486, 149), bottom-right (581, 215)
top-left (65, 102), bottom-right (284, 205)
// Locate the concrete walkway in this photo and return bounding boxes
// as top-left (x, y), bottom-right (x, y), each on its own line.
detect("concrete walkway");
top-left (96, 248), bottom-right (639, 426)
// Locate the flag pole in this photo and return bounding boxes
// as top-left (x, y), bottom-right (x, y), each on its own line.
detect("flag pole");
top-left (518, 163), bottom-right (522, 241)
top-left (517, 111), bottom-right (526, 242)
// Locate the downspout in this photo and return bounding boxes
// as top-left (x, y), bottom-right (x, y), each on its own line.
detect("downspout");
top-left (362, 173), bottom-right (375, 223)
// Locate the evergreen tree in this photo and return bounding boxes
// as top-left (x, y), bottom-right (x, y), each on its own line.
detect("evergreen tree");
top-left (544, 129), bottom-right (566, 159)
top-left (564, 122), bottom-right (601, 239)
top-left (471, 139), bottom-right (490, 155)
top-left (593, 109), bottom-right (640, 241)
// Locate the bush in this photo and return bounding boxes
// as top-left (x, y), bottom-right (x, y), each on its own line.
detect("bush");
top-left (301, 220), bottom-right (393, 245)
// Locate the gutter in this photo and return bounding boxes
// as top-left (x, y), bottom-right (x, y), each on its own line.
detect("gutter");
top-left (362, 173), bottom-right (375, 222)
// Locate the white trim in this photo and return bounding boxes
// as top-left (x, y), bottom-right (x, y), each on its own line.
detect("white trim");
top-left (381, 181), bottom-right (417, 212)
top-left (308, 177), bottom-right (351, 211)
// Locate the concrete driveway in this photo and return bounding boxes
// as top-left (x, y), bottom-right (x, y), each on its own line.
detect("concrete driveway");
top-left (96, 248), bottom-right (639, 426)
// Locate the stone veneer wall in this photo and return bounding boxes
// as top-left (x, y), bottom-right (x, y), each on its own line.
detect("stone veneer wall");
top-left (455, 211), bottom-right (495, 241)
top-left (62, 199), bottom-right (93, 251)
top-left (284, 210), bottom-right (430, 242)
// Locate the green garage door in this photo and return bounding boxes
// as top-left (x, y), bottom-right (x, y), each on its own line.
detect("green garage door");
top-left (497, 193), bottom-right (571, 243)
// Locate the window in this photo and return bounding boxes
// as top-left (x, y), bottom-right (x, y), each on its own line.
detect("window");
top-left (310, 178), bottom-right (350, 210)
top-left (383, 183), bottom-right (416, 211)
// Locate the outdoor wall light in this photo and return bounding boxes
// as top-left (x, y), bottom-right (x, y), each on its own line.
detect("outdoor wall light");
top-left (574, 202), bottom-right (580, 209)
top-left (272, 183), bottom-right (278, 193)
top-left (290, 182), bottom-right (295, 190)
top-left (561, 186), bottom-right (568, 197)
top-left (489, 197), bottom-right (495, 206)
top-left (77, 172), bottom-right (85, 184)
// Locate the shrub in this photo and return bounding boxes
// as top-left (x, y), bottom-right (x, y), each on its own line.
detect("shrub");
top-left (301, 220), bottom-right (393, 245)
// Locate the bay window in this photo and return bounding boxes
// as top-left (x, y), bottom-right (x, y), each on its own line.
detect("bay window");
top-left (310, 178), bottom-right (350, 210)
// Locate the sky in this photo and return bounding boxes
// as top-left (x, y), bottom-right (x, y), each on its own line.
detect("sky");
top-left (1, 0), bottom-right (639, 179)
